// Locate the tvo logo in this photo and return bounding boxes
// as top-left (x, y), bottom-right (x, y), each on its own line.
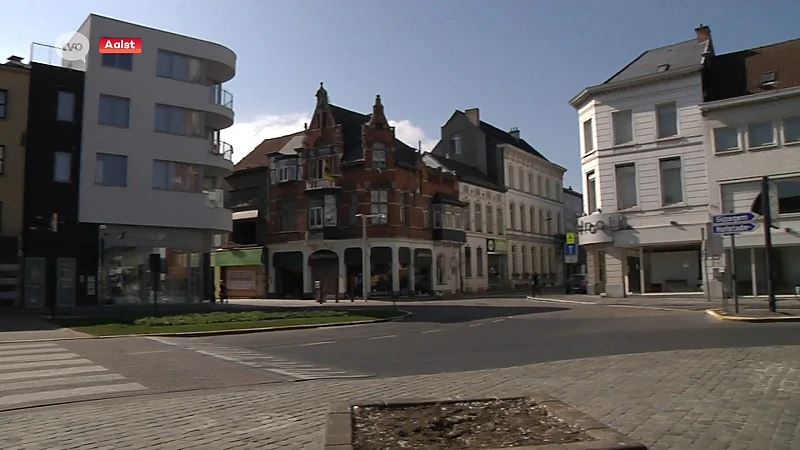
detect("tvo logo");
top-left (54, 31), bottom-right (90, 63)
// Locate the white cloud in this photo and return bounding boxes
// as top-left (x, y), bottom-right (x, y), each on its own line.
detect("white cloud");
top-left (222, 114), bottom-right (438, 164)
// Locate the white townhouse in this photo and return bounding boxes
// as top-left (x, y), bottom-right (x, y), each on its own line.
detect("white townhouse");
top-left (700, 38), bottom-right (800, 297)
top-left (427, 153), bottom-right (509, 291)
top-left (502, 139), bottom-right (566, 287)
top-left (569, 25), bottom-right (717, 298)
top-left (69, 14), bottom-right (236, 304)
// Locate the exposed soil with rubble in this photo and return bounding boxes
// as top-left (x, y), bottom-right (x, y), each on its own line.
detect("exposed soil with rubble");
top-left (352, 398), bottom-right (592, 449)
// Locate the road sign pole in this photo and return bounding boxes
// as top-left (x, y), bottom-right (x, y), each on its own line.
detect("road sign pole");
top-left (762, 176), bottom-right (777, 312)
top-left (730, 232), bottom-right (738, 314)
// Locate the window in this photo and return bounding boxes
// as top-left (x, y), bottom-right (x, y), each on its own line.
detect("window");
top-left (474, 202), bottom-right (482, 232)
top-left (539, 210), bottom-right (544, 234)
top-left (324, 194), bottom-right (337, 226)
top-left (451, 134), bottom-right (462, 155)
top-left (56, 91), bottom-right (76, 122)
top-left (657, 64), bottom-right (670, 73)
top-left (0, 145), bottom-right (4, 174)
top-left (612, 110), bottom-right (633, 145)
top-left (518, 168), bottom-right (523, 190)
top-left (95, 153), bottom-right (128, 187)
top-left (373, 149), bottom-right (386, 170)
top-left (508, 166), bottom-right (514, 187)
top-left (537, 176), bottom-right (543, 196)
top-left (423, 209), bottom-right (430, 228)
top-left (270, 157), bottom-right (300, 184)
top-left (656, 103), bottom-right (678, 138)
top-left (659, 157), bottom-right (683, 205)
top-left (464, 203), bottom-right (471, 230)
top-left (586, 171), bottom-right (597, 213)
top-left (530, 207), bottom-right (535, 233)
top-left (464, 247), bottom-right (472, 278)
top-left (510, 245), bottom-right (517, 274)
top-left (546, 180), bottom-right (551, 198)
top-left (54, 152), bottom-right (72, 183)
top-left (277, 199), bottom-right (296, 232)
top-left (528, 173), bottom-right (534, 193)
top-left (350, 192), bottom-right (359, 226)
top-left (497, 206), bottom-right (503, 234)
top-left (713, 126), bottom-right (739, 152)
top-left (762, 71), bottom-right (776, 84)
top-left (522, 246), bottom-right (528, 274)
top-left (152, 160), bottom-right (201, 192)
top-left (0, 89), bottom-right (7, 118)
top-left (556, 212), bottom-right (562, 233)
top-left (101, 53), bottom-right (133, 71)
top-left (519, 204), bottom-right (525, 231)
top-left (748, 121), bottom-right (775, 148)
top-left (476, 248), bottom-right (484, 277)
top-left (156, 50), bottom-right (205, 83)
top-left (546, 211), bottom-right (553, 234)
top-left (400, 192), bottom-right (407, 225)
top-left (555, 182), bottom-right (561, 201)
top-left (155, 104), bottom-right (203, 137)
top-left (509, 203), bottom-right (515, 231)
top-left (308, 197), bottom-right (323, 229)
top-left (583, 119), bottom-right (594, 153)
top-left (370, 190), bottom-right (388, 224)
top-left (98, 94), bottom-right (130, 128)
top-left (785, 117), bottom-right (800, 144)
top-left (615, 164), bottom-right (637, 209)
top-left (486, 205), bottom-right (493, 234)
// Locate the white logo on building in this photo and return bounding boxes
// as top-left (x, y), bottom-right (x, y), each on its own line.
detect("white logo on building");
top-left (54, 31), bottom-right (90, 63)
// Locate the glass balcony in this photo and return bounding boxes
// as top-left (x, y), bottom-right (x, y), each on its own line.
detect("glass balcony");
top-left (211, 86), bottom-right (234, 110)
top-left (210, 139), bottom-right (233, 161)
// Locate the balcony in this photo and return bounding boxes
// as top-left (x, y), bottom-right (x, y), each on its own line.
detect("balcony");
top-left (213, 88), bottom-right (234, 110)
top-left (206, 87), bottom-right (235, 131)
top-left (305, 178), bottom-right (341, 191)
top-left (433, 228), bottom-right (467, 243)
top-left (210, 139), bottom-right (234, 162)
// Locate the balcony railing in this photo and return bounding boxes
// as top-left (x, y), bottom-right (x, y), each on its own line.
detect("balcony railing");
top-left (205, 189), bottom-right (229, 209)
top-left (210, 139), bottom-right (234, 161)
top-left (305, 178), bottom-right (340, 190)
top-left (212, 88), bottom-right (234, 110)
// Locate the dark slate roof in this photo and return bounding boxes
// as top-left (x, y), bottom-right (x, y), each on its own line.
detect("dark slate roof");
top-left (604, 39), bottom-right (706, 84)
top-left (476, 117), bottom-right (548, 162)
top-left (329, 104), bottom-right (419, 168)
top-left (427, 153), bottom-right (505, 192)
top-left (705, 38), bottom-right (800, 102)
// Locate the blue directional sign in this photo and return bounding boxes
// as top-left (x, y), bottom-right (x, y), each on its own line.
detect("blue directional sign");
top-left (713, 222), bottom-right (757, 234)
top-left (564, 243), bottom-right (578, 263)
top-left (712, 212), bottom-right (756, 224)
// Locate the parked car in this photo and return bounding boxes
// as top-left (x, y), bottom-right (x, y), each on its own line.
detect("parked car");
top-left (568, 274), bottom-right (588, 294)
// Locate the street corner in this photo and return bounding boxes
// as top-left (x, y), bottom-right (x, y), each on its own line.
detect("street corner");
top-left (705, 309), bottom-right (800, 323)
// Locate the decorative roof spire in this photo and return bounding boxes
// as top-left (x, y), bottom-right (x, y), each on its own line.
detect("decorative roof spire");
top-left (316, 82), bottom-right (328, 106)
top-left (369, 94), bottom-right (388, 128)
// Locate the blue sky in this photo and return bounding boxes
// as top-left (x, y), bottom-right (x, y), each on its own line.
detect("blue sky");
top-left (2, 0), bottom-right (797, 190)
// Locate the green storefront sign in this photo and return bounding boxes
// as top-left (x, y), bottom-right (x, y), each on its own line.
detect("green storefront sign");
top-left (486, 238), bottom-right (508, 254)
top-left (213, 248), bottom-right (263, 267)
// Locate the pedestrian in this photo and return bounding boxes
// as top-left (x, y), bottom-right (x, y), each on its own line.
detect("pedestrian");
top-left (218, 279), bottom-right (228, 304)
top-left (532, 273), bottom-right (539, 297)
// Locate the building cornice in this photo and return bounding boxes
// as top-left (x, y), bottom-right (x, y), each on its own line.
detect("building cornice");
top-left (699, 86), bottom-right (800, 112)
top-left (569, 66), bottom-right (701, 109)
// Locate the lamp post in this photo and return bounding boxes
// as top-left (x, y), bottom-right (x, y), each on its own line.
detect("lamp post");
top-left (98, 225), bottom-right (107, 305)
top-left (355, 213), bottom-right (385, 301)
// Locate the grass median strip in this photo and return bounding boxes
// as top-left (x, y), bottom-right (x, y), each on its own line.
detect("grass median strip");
top-left (50, 309), bottom-right (403, 337)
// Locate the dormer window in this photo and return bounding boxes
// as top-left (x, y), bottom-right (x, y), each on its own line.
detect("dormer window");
top-left (657, 64), bottom-right (670, 73)
top-left (761, 71), bottom-right (776, 85)
top-left (373, 147), bottom-right (386, 171)
top-left (450, 134), bottom-right (462, 155)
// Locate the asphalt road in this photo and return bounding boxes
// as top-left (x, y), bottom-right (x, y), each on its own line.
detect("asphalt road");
top-left (202, 298), bottom-right (800, 378)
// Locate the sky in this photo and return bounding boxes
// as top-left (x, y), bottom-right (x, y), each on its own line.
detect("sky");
top-left (2, 0), bottom-right (798, 190)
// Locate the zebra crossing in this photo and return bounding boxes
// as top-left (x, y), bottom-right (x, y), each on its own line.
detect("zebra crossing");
top-left (0, 342), bottom-right (146, 409)
top-left (148, 336), bottom-right (372, 381)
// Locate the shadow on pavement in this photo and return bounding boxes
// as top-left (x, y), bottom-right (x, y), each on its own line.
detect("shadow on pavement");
top-left (0, 315), bottom-right (65, 332)
top-left (397, 304), bottom-right (569, 324)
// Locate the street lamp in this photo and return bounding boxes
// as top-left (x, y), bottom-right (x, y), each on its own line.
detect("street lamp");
top-left (355, 213), bottom-right (385, 301)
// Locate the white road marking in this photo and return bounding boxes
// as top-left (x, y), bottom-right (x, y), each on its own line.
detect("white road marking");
top-left (0, 374), bottom-right (126, 392)
top-left (492, 319), bottom-right (504, 323)
top-left (368, 335), bottom-right (397, 340)
top-left (0, 353), bottom-right (81, 364)
top-left (421, 329), bottom-right (442, 334)
top-left (469, 323), bottom-right (483, 327)
top-left (0, 358), bottom-right (94, 372)
top-left (0, 383), bottom-right (146, 407)
top-left (525, 296), bottom-right (596, 305)
top-left (606, 304), bottom-right (689, 312)
top-left (299, 341), bottom-right (335, 347)
top-left (0, 347), bottom-right (70, 357)
top-left (127, 350), bottom-right (175, 355)
top-left (0, 343), bottom-right (60, 351)
top-left (0, 365), bottom-right (109, 382)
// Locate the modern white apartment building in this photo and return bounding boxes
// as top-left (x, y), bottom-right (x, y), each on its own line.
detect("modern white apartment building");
top-left (502, 139), bottom-right (566, 287)
top-left (569, 26), bottom-right (715, 298)
top-left (700, 38), bottom-right (800, 297)
top-left (71, 14), bottom-right (236, 304)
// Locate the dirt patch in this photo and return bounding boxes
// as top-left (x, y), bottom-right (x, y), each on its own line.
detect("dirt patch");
top-left (352, 398), bottom-right (592, 449)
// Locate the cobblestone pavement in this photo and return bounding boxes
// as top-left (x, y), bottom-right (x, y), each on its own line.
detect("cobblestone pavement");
top-left (1, 346), bottom-right (798, 450)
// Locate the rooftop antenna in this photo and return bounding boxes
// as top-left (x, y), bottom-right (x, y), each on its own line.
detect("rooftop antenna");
top-left (418, 140), bottom-right (422, 153)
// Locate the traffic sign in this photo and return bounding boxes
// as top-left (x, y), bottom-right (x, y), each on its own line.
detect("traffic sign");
top-left (565, 232), bottom-right (576, 245)
top-left (564, 243), bottom-right (578, 264)
top-left (712, 212), bottom-right (755, 224)
top-left (713, 222), bottom-right (757, 234)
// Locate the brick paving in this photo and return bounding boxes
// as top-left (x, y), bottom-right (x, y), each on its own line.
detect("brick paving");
top-left (1, 345), bottom-right (799, 449)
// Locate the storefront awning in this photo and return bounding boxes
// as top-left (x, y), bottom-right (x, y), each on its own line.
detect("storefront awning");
top-left (233, 210), bottom-right (258, 220)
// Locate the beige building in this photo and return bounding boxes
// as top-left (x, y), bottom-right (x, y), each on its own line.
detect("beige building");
top-left (0, 56), bottom-right (29, 307)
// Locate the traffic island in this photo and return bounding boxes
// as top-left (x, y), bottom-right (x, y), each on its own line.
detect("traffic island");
top-left (706, 309), bottom-right (800, 323)
top-left (324, 393), bottom-right (647, 450)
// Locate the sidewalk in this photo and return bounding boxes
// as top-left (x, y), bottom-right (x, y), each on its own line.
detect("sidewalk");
top-left (531, 292), bottom-right (800, 312)
top-left (0, 315), bottom-right (90, 343)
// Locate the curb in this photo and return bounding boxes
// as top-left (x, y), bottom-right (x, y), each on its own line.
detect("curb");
top-left (525, 296), bottom-right (597, 305)
top-left (705, 309), bottom-right (800, 323)
top-left (0, 310), bottom-right (412, 344)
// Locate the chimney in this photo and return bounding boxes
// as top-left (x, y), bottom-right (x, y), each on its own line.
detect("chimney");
top-left (509, 127), bottom-right (520, 139)
top-left (5, 55), bottom-right (25, 67)
top-left (465, 108), bottom-right (480, 126)
top-left (694, 24), bottom-right (711, 43)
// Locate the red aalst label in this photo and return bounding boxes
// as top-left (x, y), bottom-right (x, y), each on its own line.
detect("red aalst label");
top-left (98, 37), bottom-right (142, 54)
